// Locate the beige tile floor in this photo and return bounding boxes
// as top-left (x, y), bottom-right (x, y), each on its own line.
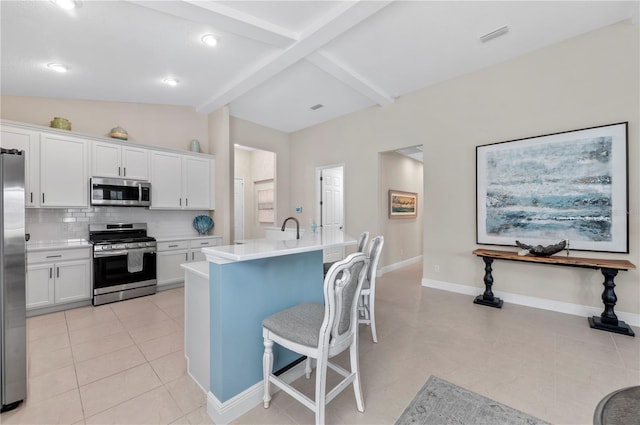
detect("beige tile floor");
top-left (2, 261), bottom-right (639, 424)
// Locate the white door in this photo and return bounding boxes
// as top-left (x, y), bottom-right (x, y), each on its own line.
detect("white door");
top-left (234, 178), bottom-right (245, 241)
top-left (320, 166), bottom-right (344, 262)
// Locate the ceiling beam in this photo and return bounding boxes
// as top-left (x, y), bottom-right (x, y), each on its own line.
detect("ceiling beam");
top-left (305, 51), bottom-right (394, 106)
top-left (128, 0), bottom-right (297, 48)
top-left (196, 0), bottom-right (394, 114)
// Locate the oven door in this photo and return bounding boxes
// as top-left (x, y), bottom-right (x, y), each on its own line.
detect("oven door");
top-left (93, 249), bottom-right (157, 295)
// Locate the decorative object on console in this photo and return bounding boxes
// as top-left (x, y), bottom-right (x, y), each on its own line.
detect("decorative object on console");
top-left (193, 215), bottom-right (214, 235)
top-left (476, 122), bottom-right (628, 253)
top-left (109, 126), bottom-right (128, 140)
top-left (515, 240), bottom-right (566, 256)
top-left (190, 139), bottom-right (201, 152)
top-left (50, 117), bottom-right (71, 130)
top-left (389, 190), bottom-right (417, 218)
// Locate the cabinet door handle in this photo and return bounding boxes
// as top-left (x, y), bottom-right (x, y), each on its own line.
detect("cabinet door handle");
top-left (57, 267), bottom-right (60, 278)
top-left (200, 242), bottom-right (209, 245)
top-left (30, 192), bottom-right (33, 203)
top-left (186, 198), bottom-right (188, 207)
top-left (185, 253), bottom-right (188, 261)
top-left (191, 252), bottom-right (194, 261)
top-left (49, 268), bottom-right (52, 279)
top-left (124, 167), bottom-right (126, 177)
top-left (168, 244), bottom-right (178, 248)
top-left (179, 198), bottom-right (182, 206)
top-left (42, 193), bottom-right (45, 204)
top-left (118, 166), bottom-right (121, 176)
top-left (46, 255), bottom-right (62, 258)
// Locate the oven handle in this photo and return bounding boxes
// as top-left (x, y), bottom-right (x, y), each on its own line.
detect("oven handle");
top-left (93, 248), bottom-right (157, 258)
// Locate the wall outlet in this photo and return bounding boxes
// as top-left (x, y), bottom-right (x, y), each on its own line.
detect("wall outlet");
top-left (434, 265), bottom-right (440, 272)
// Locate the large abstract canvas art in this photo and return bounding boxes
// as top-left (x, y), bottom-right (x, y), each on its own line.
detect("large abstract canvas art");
top-left (476, 122), bottom-right (628, 253)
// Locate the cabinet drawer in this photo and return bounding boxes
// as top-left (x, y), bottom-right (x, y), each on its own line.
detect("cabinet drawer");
top-left (28, 248), bottom-right (91, 264)
top-left (189, 238), bottom-right (220, 249)
top-left (157, 240), bottom-right (189, 251)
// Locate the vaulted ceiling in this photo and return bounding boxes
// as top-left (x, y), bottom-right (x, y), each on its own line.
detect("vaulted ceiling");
top-left (1, 1), bottom-right (637, 133)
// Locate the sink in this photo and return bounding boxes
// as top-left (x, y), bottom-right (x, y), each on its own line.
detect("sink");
top-left (264, 227), bottom-right (305, 241)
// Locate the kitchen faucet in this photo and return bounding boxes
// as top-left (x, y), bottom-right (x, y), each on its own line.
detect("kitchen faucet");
top-left (281, 217), bottom-right (300, 239)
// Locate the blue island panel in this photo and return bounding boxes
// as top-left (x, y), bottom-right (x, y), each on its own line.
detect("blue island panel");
top-left (209, 250), bottom-right (324, 402)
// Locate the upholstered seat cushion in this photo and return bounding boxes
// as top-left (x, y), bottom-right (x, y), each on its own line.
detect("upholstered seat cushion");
top-left (263, 302), bottom-right (325, 348)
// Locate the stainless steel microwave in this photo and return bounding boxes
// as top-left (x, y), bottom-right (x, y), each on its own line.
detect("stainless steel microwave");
top-left (90, 177), bottom-right (151, 207)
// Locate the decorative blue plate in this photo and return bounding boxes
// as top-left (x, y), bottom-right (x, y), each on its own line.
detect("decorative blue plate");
top-left (193, 215), bottom-right (214, 235)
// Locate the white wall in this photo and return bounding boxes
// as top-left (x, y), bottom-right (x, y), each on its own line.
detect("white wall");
top-left (379, 152), bottom-right (423, 266)
top-left (290, 21), bottom-right (639, 315)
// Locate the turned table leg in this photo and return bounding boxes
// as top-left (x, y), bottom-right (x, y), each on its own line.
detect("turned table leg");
top-left (588, 268), bottom-right (635, 337)
top-left (474, 256), bottom-right (503, 308)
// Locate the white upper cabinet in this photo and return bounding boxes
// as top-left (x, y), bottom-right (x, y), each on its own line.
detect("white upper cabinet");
top-left (0, 125), bottom-right (40, 207)
top-left (183, 156), bottom-right (212, 210)
top-left (150, 151), bottom-right (183, 208)
top-left (150, 151), bottom-right (214, 210)
top-left (1, 120), bottom-right (215, 211)
top-left (92, 141), bottom-right (148, 180)
top-left (40, 133), bottom-right (89, 207)
top-left (122, 146), bottom-right (149, 180)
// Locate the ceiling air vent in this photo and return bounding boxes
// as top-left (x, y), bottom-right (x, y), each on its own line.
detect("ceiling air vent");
top-left (310, 104), bottom-right (324, 111)
top-left (480, 25), bottom-right (509, 43)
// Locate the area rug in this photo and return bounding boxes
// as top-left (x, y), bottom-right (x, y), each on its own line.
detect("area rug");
top-left (395, 375), bottom-right (550, 425)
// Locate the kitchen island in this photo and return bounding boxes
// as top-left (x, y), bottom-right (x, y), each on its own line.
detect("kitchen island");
top-left (181, 228), bottom-right (357, 424)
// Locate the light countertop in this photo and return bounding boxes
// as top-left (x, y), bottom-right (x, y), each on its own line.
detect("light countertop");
top-left (154, 234), bottom-right (222, 243)
top-left (27, 239), bottom-right (91, 252)
top-left (181, 261), bottom-right (209, 279)
top-left (202, 228), bottom-right (356, 263)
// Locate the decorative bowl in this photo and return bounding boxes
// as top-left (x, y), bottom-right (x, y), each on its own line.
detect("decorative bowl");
top-left (193, 215), bottom-right (214, 235)
top-left (51, 117), bottom-right (71, 130)
top-left (110, 126), bottom-right (128, 140)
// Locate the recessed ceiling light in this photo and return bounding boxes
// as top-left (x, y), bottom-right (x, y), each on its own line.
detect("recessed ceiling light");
top-left (201, 34), bottom-right (218, 47)
top-left (51, 0), bottom-right (79, 10)
top-left (163, 78), bottom-right (179, 87)
top-left (47, 63), bottom-right (69, 73)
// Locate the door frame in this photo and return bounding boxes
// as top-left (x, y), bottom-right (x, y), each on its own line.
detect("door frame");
top-left (233, 177), bottom-right (245, 242)
top-left (315, 163), bottom-right (345, 230)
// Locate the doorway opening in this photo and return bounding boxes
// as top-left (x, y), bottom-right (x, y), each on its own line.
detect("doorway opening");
top-left (233, 145), bottom-right (276, 242)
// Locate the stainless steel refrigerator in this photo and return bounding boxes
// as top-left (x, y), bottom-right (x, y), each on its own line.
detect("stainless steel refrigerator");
top-left (0, 148), bottom-right (26, 412)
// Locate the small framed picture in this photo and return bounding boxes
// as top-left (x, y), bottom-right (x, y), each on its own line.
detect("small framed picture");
top-left (389, 190), bottom-right (418, 219)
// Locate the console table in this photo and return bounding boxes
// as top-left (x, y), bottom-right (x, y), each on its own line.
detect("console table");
top-left (472, 249), bottom-right (637, 337)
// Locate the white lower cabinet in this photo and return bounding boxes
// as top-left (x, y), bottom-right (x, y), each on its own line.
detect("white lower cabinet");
top-left (156, 237), bottom-right (221, 287)
top-left (27, 248), bottom-right (91, 310)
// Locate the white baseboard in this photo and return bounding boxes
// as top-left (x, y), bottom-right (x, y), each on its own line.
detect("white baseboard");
top-left (422, 278), bottom-right (640, 327)
top-left (378, 255), bottom-right (422, 276)
top-left (206, 360), bottom-right (308, 425)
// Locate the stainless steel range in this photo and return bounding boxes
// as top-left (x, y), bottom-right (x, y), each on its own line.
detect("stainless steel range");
top-left (89, 223), bottom-right (157, 305)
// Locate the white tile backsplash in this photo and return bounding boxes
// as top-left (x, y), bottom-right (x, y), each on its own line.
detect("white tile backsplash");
top-left (26, 208), bottom-right (213, 241)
